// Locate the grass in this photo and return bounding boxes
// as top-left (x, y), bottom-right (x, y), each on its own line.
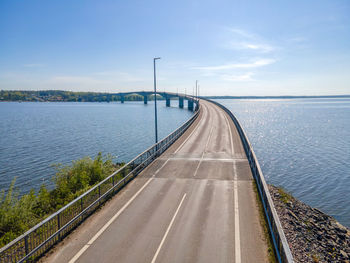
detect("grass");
top-left (252, 182), bottom-right (277, 263)
top-left (277, 187), bottom-right (293, 204)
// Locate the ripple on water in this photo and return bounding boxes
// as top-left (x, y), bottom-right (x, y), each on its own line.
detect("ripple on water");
top-left (0, 102), bottom-right (193, 194)
top-left (216, 98), bottom-right (350, 227)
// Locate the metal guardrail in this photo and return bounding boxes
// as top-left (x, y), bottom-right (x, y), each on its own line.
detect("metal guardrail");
top-left (0, 103), bottom-right (200, 263)
top-left (207, 99), bottom-right (294, 263)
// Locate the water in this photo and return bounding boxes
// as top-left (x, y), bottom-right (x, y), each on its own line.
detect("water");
top-left (0, 101), bottom-right (193, 193)
top-left (215, 98), bottom-right (350, 227)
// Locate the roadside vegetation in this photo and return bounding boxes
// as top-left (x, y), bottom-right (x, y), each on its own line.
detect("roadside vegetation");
top-left (0, 153), bottom-right (122, 247)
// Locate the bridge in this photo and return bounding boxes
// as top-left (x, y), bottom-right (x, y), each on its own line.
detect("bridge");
top-left (0, 94), bottom-right (293, 263)
top-left (113, 91), bottom-right (197, 110)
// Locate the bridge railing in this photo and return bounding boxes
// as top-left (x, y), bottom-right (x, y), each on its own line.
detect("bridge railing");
top-left (0, 104), bottom-right (200, 263)
top-left (207, 99), bottom-right (294, 263)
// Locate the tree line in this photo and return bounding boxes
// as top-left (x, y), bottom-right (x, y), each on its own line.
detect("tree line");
top-left (0, 90), bottom-right (162, 102)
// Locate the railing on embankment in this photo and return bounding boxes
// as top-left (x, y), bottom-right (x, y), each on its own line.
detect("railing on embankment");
top-left (207, 99), bottom-right (294, 263)
top-left (0, 103), bottom-right (200, 263)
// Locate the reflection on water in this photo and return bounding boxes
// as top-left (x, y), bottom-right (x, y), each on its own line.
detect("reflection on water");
top-left (216, 98), bottom-right (350, 227)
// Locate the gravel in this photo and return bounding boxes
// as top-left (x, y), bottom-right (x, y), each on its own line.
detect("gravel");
top-left (269, 185), bottom-right (350, 263)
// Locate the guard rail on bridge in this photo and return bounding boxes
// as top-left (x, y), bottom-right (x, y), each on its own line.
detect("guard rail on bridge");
top-left (207, 99), bottom-right (294, 263)
top-left (0, 103), bottom-right (200, 263)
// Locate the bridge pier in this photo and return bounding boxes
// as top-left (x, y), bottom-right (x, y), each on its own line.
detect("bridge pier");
top-left (121, 96), bottom-right (125, 103)
top-left (143, 95), bottom-right (148, 104)
top-left (166, 98), bottom-right (171, 107)
top-left (188, 99), bottom-right (194, 111)
top-left (179, 97), bottom-right (184, 108)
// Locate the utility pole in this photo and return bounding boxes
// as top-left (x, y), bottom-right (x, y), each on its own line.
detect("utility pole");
top-left (153, 57), bottom-right (161, 144)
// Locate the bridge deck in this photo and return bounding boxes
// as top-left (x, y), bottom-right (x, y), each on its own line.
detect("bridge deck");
top-left (42, 100), bottom-right (268, 263)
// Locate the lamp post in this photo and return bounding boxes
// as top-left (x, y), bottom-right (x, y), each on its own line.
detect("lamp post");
top-left (153, 57), bottom-right (161, 144)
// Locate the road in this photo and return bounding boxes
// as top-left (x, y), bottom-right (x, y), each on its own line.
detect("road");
top-left (43, 99), bottom-right (268, 263)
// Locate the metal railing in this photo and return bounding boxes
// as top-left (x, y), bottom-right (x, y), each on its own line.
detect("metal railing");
top-left (0, 103), bottom-right (200, 263)
top-left (206, 99), bottom-right (294, 263)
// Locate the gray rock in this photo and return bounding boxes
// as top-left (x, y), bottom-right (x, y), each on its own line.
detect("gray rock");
top-left (340, 250), bottom-right (348, 259)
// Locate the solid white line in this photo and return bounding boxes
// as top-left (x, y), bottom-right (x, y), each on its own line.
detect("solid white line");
top-left (158, 157), bottom-right (247, 162)
top-left (233, 172), bottom-right (241, 263)
top-left (223, 111), bottom-right (241, 263)
top-left (174, 103), bottom-right (206, 153)
top-left (68, 177), bottom-right (154, 263)
top-left (151, 193), bottom-right (187, 263)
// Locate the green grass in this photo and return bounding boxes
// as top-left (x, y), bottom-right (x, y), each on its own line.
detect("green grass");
top-left (277, 186), bottom-right (293, 204)
top-left (252, 182), bottom-right (277, 263)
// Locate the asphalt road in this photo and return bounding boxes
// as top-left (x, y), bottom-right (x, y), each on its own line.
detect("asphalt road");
top-left (43, 100), bottom-right (268, 263)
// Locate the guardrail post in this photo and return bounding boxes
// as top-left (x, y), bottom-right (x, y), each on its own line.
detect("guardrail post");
top-left (57, 214), bottom-right (61, 241)
top-left (80, 198), bottom-right (83, 212)
top-left (24, 235), bottom-right (29, 258)
top-left (98, 185), bottom-right (101, 205)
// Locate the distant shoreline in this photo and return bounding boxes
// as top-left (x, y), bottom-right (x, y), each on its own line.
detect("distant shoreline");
top-left (1, 89), bottom-right (350, 102)
top-left (203, 95), bottom-right (350, 99)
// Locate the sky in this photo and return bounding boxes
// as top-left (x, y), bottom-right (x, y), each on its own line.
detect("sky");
top-left (0, 0), bottom-right (349, 96)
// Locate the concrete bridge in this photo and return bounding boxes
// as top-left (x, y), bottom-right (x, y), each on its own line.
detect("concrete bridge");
top-left (114, 91), bottom-right (197, 111)
top-left (0, 95), bottom-right (292, 263)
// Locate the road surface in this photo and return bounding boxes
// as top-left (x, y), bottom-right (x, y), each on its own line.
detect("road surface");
top-left (42, 99), bottom-right (268, 263)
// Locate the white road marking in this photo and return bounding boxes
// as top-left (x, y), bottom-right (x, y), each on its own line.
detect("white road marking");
top-left (158, 157), bottom-right (247, 162)
top-left (193, 125), bottom-right (214, 177)
top-left (151, 193), bottom-right (187, 263)
top-left (174, 103), bottom-right (206, 154)
top-left (224, 112), bottom-right (241, 263)
top-left (68, 177), bottom-right (154, 263)
top-left (153, 159), bottom-right (170, 177)
top-left (69, 102), bottom-right (203, 262)
top-left (223, 113), bottom-right (235, 154)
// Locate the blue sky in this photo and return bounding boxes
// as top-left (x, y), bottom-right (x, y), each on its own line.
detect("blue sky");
top-left (0, 0), bottom-right (349, 96)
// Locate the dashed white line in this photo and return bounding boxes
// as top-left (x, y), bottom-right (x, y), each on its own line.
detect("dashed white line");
top-left (193, 125), bottom-right (214, 177)
top-left (174, 103), bottom-right (206, 154)
top-left (151, 193), bottom-right (187, 263)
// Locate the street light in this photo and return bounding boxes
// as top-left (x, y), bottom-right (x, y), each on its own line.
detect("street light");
top-left (153, 57), bottom-right (161, 144)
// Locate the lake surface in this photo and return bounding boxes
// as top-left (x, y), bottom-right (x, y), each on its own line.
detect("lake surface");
top-left (0, 101), bottom-right (193, 193)
top-left (215, 98), bottom-right (350, 227)
top-left (1, 98), bottom-right (350, 227)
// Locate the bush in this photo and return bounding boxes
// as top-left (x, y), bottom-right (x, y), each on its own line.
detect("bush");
top-left (0, 153), bottom-right (120, 247)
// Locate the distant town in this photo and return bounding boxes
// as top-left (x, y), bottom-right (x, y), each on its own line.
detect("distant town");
top-left (1, 90), bottom-right (349, 102)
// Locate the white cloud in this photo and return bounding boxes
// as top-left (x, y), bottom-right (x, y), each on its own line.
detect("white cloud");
top-left (193, 59), bottom-right (276, 71)
top-left (221, 72), bottom-right (255, 82)
top-left (225, 28), bottom-right (276, 53)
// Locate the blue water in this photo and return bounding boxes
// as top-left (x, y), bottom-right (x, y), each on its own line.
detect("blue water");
top-left (0, 101), bottom-right (193, 194)
top-left (216, 98), bottom-right (350, 227)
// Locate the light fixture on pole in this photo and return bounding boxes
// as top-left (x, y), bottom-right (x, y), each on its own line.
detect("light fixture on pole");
top-left (153, 57), bottom-right (161, 144)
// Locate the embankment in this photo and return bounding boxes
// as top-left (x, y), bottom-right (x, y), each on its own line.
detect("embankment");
top-left (269, 185), bottom-right (350, 262)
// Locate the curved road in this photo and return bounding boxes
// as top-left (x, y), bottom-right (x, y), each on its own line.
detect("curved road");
top-left (43, 100), bottom-right (268, 263)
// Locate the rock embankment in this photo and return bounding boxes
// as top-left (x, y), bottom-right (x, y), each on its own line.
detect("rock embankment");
top-left (268, 185), bottom-right (350, 263)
